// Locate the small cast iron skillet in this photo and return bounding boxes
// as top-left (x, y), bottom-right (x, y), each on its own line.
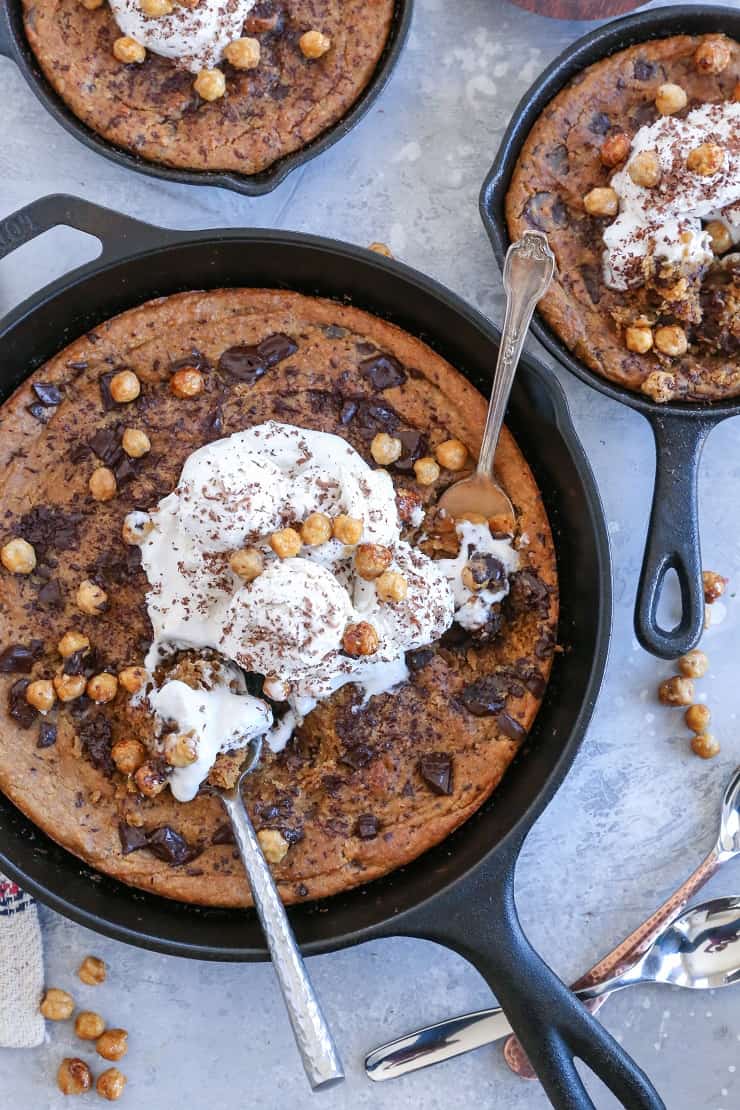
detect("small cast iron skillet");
top-left (0, 1), bottom-right (411, 197)
top-left (481, 5), bottom-right (740, 660)
top-left (0, 195), bottom-right (663, 1110)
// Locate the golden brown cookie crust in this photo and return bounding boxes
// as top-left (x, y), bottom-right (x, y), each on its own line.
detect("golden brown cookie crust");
top-left (0, 289), bottom-right (557, 907)
top-left (21, 1), bottom-right (395, 174)
top-left (506, 34), bottom-right (740, 403)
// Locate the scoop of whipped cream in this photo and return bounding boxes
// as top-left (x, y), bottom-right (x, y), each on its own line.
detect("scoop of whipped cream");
top-left (603, 101), bottom-right (740, 290)
top-left (133, 422), bottom-right (518, 796)
top-left (109, 0), bottom-right (256, 73)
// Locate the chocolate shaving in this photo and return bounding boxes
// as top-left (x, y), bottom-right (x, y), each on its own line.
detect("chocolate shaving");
top-left (79, 713), bottom-right (115, 776)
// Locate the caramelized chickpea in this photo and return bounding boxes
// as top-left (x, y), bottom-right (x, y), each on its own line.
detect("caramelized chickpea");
top-left (229, 547), bottom-right (265, 580)
top-left (112, 738), bottom-right (147, 775)
top-left (109, 369), bottom-right (140, 404)
top-left (355, 543), bottom-right (393, 580)
top-left (583, 187), bottom-right (619, 217)
top-left (96, 1068), bottom-right (127, 1101)
top-left (78, 955), bottom-right (106, 985)
top-left (76, 579), bottom-right (108, 616)
top-left (641, 369), bottom-right (676, 403)
top-left (413, 457), bottom-right (440, 485)
top-left (659, 675), bottom-right (694, 706)
top-left (370, 432), bottom-right (403, 466)
top-left (26, 679), bottom-right (55, 713)
top-left (75, 1010), bottom-right (105, 1040)
top-left (57, 1058), bottom-right (92, 1096)
top-left (396, 486), bottom-right (423, 524)
top-left (170, 367), bottom-right (204, 398)
top-left (654, 325), bottom-right (688, 358)
top-left (113, 36), bottom-right (146, 64)
top-left (96, 1028), bottom-right (128, 1061)
top-left (89, 467), bottom-right (117, 502)
top-left (1, 537), bottom-right (36, 574)
top-left (164, 732), bottom-right (198, 767)
top-left (342, 621), bottom-right (379, 657)
top-left (368, 241), bottom-right (393, 257)
top-left (122, 511), bottom-right (153, 546)
top-left (435, 439), bottom-right (468, 470)
top-left (691, 732), bottom-right (720, 759)
top-left (687, 142), bottom-right (724, 176)
top-left (706, 220), bottom-right (732, 255)
top-left (193, 68), bottom-right (226, 101)
top-left (685, 703), bottom-right (711, 733)
top-left (224, 37), bottom-right (261, 69)
top-left (118, 666), bottom-right (148, 694)
top-left (53, 673), bottom-right (87, 703)
top-left (134, 761), bottom-right (168, 798)
top-left (600, 132), bottom-right (631, 167)
top-left (80, 0), bottom-right (105, 7)
top-left (694, 38), bottom-right (731, 75)
top-left (269, 528), bottom-right (302, 559)
top-left (375, 570), bottom-right (408, 602)
top-left (140, 0), bottom-right (173, 14)
top-left (625, 325), bottom-right (653, 354)
top-left (122, 427), bottom-right (151, 457)
top-left (58, 630), bottom-right (90, 658)
top-left (655, 83), bottom-right (687, 115)
top-left (40, 988), bottom-right (75, 1021)
top-left (678, 649), bottom-right (708, 678)
top-left (257, 828), bottom-right (289, 863)
top-left (332, 515), bottom-right (363, 545)
top-left (87, 673), bottom-right (118, 704)
top-left (703, 570), bottom-right (727, 603)
top-left (300, 512), bottom-right (332, 546)
top-left (299, 30), bottom-right (331, 59)
top-left (628, 150), bottom-right (661, 188)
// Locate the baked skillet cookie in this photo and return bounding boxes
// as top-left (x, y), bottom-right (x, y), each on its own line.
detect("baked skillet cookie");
top-left (506, 33), bottom-right (740, 403)
top-left (21, 0), bottom-right (395, 174)
top-left (0, 290), bottom-right (558, 907)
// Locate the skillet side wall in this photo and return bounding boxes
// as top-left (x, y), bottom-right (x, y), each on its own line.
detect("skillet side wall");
top-left (0, 232), bottom-right (611, 959)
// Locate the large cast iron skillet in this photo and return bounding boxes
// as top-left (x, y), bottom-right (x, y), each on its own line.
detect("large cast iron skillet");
top-left (481, 5), bottom-right (740, 661)
top-left (0, 195), bottom-right (663, 1109)
top-left (0, 1), bottom-right (411, 196)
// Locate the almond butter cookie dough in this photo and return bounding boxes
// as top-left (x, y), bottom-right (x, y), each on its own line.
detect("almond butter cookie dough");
top-left (506, 34), bottom-right (740, 403)
top-left (21, 1), bottom-right (395, 175)
top-left (0, 289), bottom-right (557, 907)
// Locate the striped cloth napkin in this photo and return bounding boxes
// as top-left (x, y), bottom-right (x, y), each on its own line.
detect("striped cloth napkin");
top-left (0, 874), bottom-right (44, 1048)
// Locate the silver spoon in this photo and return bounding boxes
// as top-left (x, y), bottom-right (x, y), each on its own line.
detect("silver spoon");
top-left (366, 894), bottom-right (740, 1082)
top-left (365, 766), bottom-right (740, 1083)
top-left (437, 231), bottom-right (555, 529)
top-left (215, 737), bottom-right (344, 1091)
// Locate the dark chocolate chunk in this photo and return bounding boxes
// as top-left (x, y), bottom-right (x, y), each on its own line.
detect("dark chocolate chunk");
top-left (580, 264), bottom-right (602, 305)
top-left (340, 744), bottom-right (374, 770)
top-left (460, 676), bottom-right (508, 717)
top-left (419, 752), bottom-right (453, 796)
top-left (207, 405), bottom-right (224, 436)
top-left (147, 826), bottom-right (191, 865)
top-left (524, 192), bottom-right (569, 232)
top-left (118, 822), bottom-right (149, 855)
top-left (359, 353), bottom-right (407, 391)
top-left (113, 455), bottom-right (137, 486)
top-left (37, 720), bottom-right (57, 749)
top-left (545, 144), bottom-right (569, 175)
top-left (218, 333), bottom-right (297, 384)
top-left (295, 883), bottom-right (309, 898)
top-left (0, 641), bottom-right (43, 674)
top-left (79, 713), bottom-right (114, 775)
top-left (406, 647), bottom-right (434, 672)
top-left (63, 650), bottom-right (89, 677)
top-left (589, 112), bottom-right (611, 135)
top-left (168, 350), bottom-right (212, 375)
top-left (69, 443), bottom-right (91, 464)
top-left (323, 324), bottom-right (347, 338)
top-left (339, 400), bottom-right (357, 425)
top-left (394, 429), bottom-right (428, 472)
top-left (466, 553), bottom-right (506, 589)
top-left (28, 403), bottom-right (52, 423)
top-left (353, 399), bottom-right (400, 432)
top-left (98, 371), bottom-right (117, 411)
top-left (17, 505), bottom-right (81, 558)
top-left (633, 57), bottom-right (658, 81)
top-left (212, 822), bottom-right (236, 846)
top-left (281, 826), bottom-right (304, 846)
top-left (33, 382), bottom-right (63, 406)
top-left (321, 773), bottom-right (343, 796)
top-left (89, 425), bottom-right (123, 466)
top-left (498, 713), bottom-right (526, 742)
top-left (8, 679), bottom-right (36, 729)
top-left (506, 570), bottom-right (550, 618)
top-left (37, 578), bottom-right (63, 609)
top-left (357, 814), bottom-right (379, 839)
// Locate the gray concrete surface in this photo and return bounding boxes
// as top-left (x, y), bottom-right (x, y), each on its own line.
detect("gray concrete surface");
top-left (0, 0), bottom-right (738, 1106)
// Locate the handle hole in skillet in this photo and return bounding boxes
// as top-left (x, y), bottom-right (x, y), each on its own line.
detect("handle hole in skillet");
top-left (574, 1059), bottom-right (622, 1109)
top-left (0, 224), bottom-right (100, 316)
top-left (655, 566), bottom-right (682, 635)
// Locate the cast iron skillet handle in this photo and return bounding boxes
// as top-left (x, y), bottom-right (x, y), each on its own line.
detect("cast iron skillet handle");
top-left (390, 850), bottom-right (665, 1110)
top-left (0, 4), bottom-right (11, 57)
top-left (0, 194), bottom-right (169, 270)
top-left (634, 413), bottom-right (717, 660)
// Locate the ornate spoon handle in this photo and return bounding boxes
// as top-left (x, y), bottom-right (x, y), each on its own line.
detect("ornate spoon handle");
top-left (220, 784), bottom-right (344, 1091)
top-left (503, 847), bottom-right (722, 1078)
